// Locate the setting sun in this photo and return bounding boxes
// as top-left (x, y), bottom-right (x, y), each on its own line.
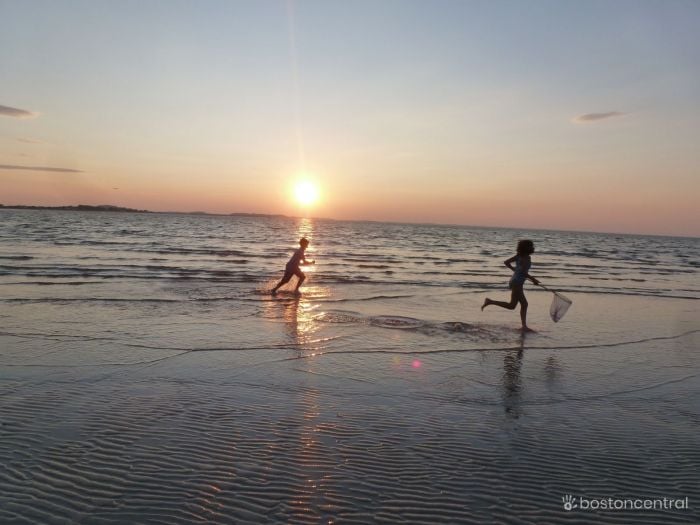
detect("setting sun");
top-left (294, 181), bottom-right (319, 206)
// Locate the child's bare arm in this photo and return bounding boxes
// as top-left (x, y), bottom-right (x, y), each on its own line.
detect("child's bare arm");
top-left (504, 255), bottom-right (517, 271)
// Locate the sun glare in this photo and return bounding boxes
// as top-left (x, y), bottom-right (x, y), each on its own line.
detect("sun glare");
top-left (294, 181), bottom-right (319, 206)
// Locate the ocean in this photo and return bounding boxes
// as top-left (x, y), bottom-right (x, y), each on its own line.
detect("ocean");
top-left (1, 208), bottom-right (699, 524)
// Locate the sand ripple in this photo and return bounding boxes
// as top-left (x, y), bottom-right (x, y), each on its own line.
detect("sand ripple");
top-left (2, 347), bottom-right (699, 525)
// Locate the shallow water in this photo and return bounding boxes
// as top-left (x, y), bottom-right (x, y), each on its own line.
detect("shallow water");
top-left (1, 209), bottom-right (698, 523)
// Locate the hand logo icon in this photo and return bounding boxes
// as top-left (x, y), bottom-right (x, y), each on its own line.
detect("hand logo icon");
top-left (562, 494), bottom-right (577, 511)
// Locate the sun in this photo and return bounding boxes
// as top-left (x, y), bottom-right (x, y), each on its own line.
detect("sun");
top-left (294, 181), bottom-right (319, 206)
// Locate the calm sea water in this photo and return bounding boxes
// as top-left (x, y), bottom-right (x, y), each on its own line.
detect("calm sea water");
top-left (1, 208), bottom-right (698, 358)
top-left (1, 209), bottom-right (697, 297)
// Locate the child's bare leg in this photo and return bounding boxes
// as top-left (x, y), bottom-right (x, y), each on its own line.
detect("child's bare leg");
top-left (505, 288), bottom-right (533, 330)
top-left (484, 288), bottom-right (519, 310)
top-left (272, 273), bottom-right (292, 294)
top-left (519, 295), bottom-right (529, 328)
top-left (294, 273), bottom-right (306, 293)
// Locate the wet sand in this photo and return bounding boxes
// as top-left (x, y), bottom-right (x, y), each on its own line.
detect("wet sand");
top-left (1, 327), bottom-right (698, 524)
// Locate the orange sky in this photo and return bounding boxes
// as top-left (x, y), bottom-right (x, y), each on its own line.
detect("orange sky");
top-left (2, 1), bottom-right (699, 237)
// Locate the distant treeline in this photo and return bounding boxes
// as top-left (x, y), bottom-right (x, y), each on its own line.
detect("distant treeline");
top-left (0, 204), bottom-right (291, 219)
top-left (0, 204), bottom-right (150, 213)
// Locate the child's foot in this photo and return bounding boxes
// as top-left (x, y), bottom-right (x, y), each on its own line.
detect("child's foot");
top-left (521, 326), bottom-right (536, 333)
top-left (271, 289), bottom-right (278, 295)
top-left (481, 298), bottom-right (490, 311)
top-left (293, 289), bottom-right (302, 296)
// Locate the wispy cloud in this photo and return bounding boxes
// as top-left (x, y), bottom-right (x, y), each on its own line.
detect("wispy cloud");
top-left (0, 104), bottom-right (38, 119)
top-left (0, 164), bottom-right (83, 173)
top-left (573, 111), bottom-right (626, 123)
top-left (16, 137), bottom-right (44, 144)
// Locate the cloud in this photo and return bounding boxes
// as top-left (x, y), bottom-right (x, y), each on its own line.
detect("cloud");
top-left (573, 111), bottom-right (626, 123)
top-left (0, 164), bottom-right (83, 173)
top-left (0, 104), bottom-right (38, 119)
top-left (16, 137), bottom-right (44, 144)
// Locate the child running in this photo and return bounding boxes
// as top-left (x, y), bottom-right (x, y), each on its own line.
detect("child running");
top-left (481, 239), bottom-right (540, 331)
top-left (271, 237), bottom-right (315, 295)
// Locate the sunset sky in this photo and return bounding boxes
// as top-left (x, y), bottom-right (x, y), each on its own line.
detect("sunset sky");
top-left (1, 0), bottom-right (699, 236)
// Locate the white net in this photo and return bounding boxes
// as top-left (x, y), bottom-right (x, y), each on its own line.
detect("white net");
top-left (549, 292), bottom-right (572, 322)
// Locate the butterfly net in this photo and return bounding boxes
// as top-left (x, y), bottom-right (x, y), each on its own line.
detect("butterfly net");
top-left (549, 292), bottom-right (572, 322)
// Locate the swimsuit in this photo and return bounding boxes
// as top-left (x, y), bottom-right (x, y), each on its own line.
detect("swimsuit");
top-left (509, 255), bottom-right (530, 288)
top-left (281, 248), bottom-right (306, 281)
top-left (286, 248), bottom-right (305, 270)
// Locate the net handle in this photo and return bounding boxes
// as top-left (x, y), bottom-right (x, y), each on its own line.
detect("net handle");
top-left (537, 282), bottom-right (555, 293)
top-left (538, 283), bottom-right (571, 302)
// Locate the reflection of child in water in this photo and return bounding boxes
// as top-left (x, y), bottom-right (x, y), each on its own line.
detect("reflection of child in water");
top-left (481, 239), bottom-right (540, 331)
top-left (271, 237), bottom-right (315, 295)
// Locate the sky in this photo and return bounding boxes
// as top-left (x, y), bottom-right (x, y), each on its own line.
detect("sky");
top-left (1, 0), bottom-right (699, 236)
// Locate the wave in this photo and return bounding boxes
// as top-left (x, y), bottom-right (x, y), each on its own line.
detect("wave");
top-left (140, 247), bottom-right (260, 257)
top-left (318, 294), bottom-right (416, 304)
top-left (370, 315), bottom-right (425, 329)
top-left (1, 266), bottom-right (696, 299)
top-left (0, 281), bottom-right (103, 286)
top-left (0, 297), bottom-right (182, 304)
top-left (314, 310), bottom-right (365, 324)
top-left (314, 310), bottom-right (517, 343)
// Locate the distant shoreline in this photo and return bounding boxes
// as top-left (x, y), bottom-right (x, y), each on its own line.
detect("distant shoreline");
top-left (0, 204), bottom-right (152, 213)
top-left (0, 204), bottom-right (289, 219)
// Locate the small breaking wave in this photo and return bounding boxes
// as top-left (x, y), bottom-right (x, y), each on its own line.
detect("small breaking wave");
top-left (314, 310), bottom-right (425, 329)
top-left (369, 315), bottom-right (425, 329)
top-left (314, 310), bottom-right (365, 324)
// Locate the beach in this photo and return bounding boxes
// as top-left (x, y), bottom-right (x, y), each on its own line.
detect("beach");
top-left (1, 209), bottom-right (699, 523)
